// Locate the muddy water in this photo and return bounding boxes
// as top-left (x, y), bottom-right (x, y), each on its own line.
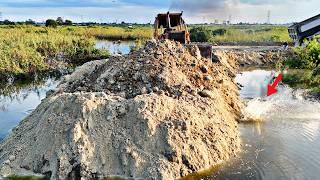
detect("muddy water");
top-left (202, 70), bottom-right (320, 180)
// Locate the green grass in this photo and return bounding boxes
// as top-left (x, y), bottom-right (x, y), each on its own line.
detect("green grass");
top-left (0, 25), bottom-right (153, 80)
top-left (282, 69), bottom-right (314, 88)
top-left (0, 25), bottom-right (110, 79)
top-left (282, 69), bottom-right (320, 96)
top-left (189, 25), bottom-right (291, 44)
top-left (72, 25), bottom-right (153, 40)
top-left (0, 24), bottom-right (291, 81)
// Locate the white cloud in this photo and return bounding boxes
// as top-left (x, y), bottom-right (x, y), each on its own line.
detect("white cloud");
top-left (0, 0), bottom-right (319, 23)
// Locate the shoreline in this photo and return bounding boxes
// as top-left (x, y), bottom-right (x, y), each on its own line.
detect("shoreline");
top-left (0, 41), bottom-right (303, 179)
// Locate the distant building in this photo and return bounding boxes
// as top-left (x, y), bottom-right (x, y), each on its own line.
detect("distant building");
top-left (222, 20), bottom-right (230, 25)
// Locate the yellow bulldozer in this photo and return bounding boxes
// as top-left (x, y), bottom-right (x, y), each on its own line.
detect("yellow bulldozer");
top-left (154, 12), bottom-right (212, 59)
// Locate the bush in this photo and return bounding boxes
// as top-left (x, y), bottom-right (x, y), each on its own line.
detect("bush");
top-left (64, 20), bottom-right (73, 26)
top-left (282, 39), bottom-right (320, 93)
top-left (190, 27), bottom-right (213, 42)
top-left (282, 57), bottom-right (309, 69)
top-left (282, 38), bottom-right (320, 69)
top-left (45, 19), bottom-right (58, 28)
top-left (212, 28), bottom-right (227, 36)
top-left (294, 39), bottom-right (320, 68)
top-left (312, 66), bottom-right (320, 76)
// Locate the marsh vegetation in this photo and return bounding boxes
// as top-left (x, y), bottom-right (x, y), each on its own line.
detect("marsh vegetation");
top-left (280, 38), bottom-right (320, 94)
top-left (0, 25), bottom-right (111, 80)
top-left (189, 25), bottom-right (291, 45)
top-left (0, 24), bottom-right (293, 83)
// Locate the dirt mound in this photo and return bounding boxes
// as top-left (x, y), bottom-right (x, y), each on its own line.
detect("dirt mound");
top-left (0, 40), bottom-right (242, 179)
top-left (211, 47), bottom-right (292, 67)
top-left (59, 40), bottom-right (238, 100)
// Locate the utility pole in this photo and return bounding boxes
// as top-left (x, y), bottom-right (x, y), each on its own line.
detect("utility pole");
top-left (80, 15), bottom-right (84, 23)
top-left (267, 10), bottom-right (271, 24)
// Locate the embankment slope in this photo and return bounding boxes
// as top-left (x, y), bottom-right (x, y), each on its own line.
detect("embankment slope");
top-left (0, 40), bottom-right (250, 179)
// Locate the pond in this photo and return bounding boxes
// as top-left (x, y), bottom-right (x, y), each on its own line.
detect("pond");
top-left (0, 79), bottom-right (60, 142)
top-left (200, 69), bottom-right (320, 180)
top-left (95, 40), bottom-right (136, 55)
top-left (0, 40), bottom-right (135, 142)
top-left (1, 64), bottom-right (320, 179)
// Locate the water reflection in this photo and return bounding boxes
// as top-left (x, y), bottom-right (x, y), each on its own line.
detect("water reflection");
top-left (95, 40), bottom-right (135, 55)
top-left (0, 78), bottom-right (59, 141)
top-left (0, 40), bottom-right (135, 142)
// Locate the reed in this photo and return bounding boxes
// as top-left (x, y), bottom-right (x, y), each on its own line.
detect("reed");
top-left (0, 25), bottom-right (110, 78)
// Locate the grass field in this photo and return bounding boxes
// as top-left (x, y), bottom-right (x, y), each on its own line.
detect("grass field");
top-left (0, 24), bottom-right (291, 81)
top-left (73, 25), bottom-right (153, 40)
top-left (0, 25), bottom-right (152, 79)
top-left (189, 25), bottom-right (291, 44)
top-left (0, 25), bottom-right (111, 79)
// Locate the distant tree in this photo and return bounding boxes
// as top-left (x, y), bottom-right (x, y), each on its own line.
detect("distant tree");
top-left (3, 19), bottom-right (15, 25)
top-left (45, 19), bottom-right (58, 28)
top-left (64, 19), bottom-right (73, 26)
top-left (25, 19), bottom-right (36, 25)
top-left (56, 17), bottom-right (64, 25)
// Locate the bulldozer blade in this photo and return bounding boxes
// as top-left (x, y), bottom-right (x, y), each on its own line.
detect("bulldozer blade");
top-left (168, 31), bottom-right (188, 44)
top-left (197, 44), bottom-right (213, 60)
top-left (186, 44), bottom-right (213, 60)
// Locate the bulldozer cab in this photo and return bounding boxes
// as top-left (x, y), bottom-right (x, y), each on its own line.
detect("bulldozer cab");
top-left (154, 12), bottom-right (212, 60)
top-left (154, 12), bottom-right (190, 44)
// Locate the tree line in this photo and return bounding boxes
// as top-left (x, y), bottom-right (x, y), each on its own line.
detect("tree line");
top-left (0, 17), bottom-right (72, 27)
top-left (45, 17), bottom-right (73, 27)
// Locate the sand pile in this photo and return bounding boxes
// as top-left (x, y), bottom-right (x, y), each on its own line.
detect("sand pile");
top-left (0, 40), bottom-right (242, 179)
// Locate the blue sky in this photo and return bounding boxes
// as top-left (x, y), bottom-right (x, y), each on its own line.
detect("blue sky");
top-left (0, 0), bottom-right (319, 24)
